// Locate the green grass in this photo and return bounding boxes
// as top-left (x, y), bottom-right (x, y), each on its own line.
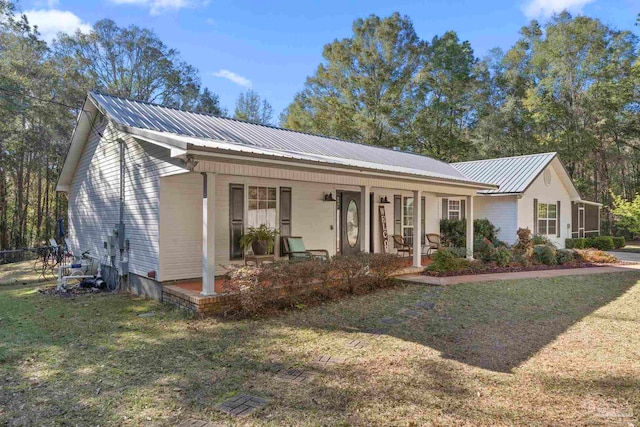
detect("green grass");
top-left (0, 270), bottom-right (639, 426)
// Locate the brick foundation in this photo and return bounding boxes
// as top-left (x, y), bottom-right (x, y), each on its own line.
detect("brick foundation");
top-left (162, 285), bottom-right (239, 316)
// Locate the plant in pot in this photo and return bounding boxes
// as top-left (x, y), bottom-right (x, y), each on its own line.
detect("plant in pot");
top-left (239, 225), bottom-right (279, 256)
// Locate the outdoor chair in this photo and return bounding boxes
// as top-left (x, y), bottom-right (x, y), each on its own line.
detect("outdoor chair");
top-left (392, 234), bottom-right (412, 257)
top-left (281, 236), bottom-right (330, 261)
top-left (425, 233), bottom-right (441, 258)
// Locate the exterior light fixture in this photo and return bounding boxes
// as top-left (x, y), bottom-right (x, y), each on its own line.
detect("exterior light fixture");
top-left (324, 192), bottom-right (337, 202)
top-left (380, 196), bottom-right (390, 204)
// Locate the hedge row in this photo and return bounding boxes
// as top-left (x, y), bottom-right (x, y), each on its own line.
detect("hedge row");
top-left (565, 236), bottom-right (625, 251)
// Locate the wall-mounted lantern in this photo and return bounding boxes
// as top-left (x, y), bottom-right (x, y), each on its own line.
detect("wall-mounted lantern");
top-left (323, 192), bottom-right (337, 202)
top-left (379, 196), bottom-right (390, 204)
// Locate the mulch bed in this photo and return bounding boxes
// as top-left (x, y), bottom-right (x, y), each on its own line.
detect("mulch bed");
top-left (423, 262), bottom-right (615, 277)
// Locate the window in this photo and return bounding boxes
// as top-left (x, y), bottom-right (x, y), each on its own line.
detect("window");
top-left (538, 203), bottom-right (557, 235)
top-left (402, 197), bottom-right (414, 244)
top-left (448, 200), bottom-right (461, 220)
top-left (247, 186), bottom-right (277, 228)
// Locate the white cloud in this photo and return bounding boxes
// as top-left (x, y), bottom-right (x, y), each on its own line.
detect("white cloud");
top-left (24, 9), bottom-right (91, 43)
top-left (522, 0), bottom-right (596, 18)
top-left (108, 0), bottom-right (208, 15)
top-left (212, 69), bottom-right (252, 88)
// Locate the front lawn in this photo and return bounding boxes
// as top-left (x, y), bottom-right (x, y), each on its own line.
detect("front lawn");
top-left (0, 271), bottom-right (638, 426)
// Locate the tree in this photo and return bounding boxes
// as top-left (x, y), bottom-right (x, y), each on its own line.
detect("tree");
top-left (0, 0), bottom-right (74, 249)
top-left (611, 193), bottom-right (640, 236)
top-left (195, 87), bottom-right (226, 116)
top-left (54, 19), bottom-right (201, 108)
top-left (234, 89), bottom-right (273, 125)
top-left (281, 13), bottom-right (425, 148)
top-left (409, 31), bottom-right (479, 161)
top-left (511, 13), bottom-right (639, 206)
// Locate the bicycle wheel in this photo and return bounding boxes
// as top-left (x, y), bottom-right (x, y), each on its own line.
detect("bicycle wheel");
top-left (33, 256), bottom-right (43, 274)
top-left (43, 255), bottom-right (59, 282)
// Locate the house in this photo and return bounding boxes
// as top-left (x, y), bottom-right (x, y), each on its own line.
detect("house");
top-left (56, 92), bottom-right (497, 300)
top-left (446, 153), bottom-right (601, 247)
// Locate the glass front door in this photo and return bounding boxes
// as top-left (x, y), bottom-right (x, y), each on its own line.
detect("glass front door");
top-left (338, 191), bottom-right (361, 255)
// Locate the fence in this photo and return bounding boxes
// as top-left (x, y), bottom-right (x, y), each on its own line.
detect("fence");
top-left (0, 248), bottom-right (39, 266)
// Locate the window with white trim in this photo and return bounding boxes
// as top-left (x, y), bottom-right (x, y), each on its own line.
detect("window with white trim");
top-left (402, 197), bottom-right (414, 244)
top-left (247, 186), bottom-right (277, 229)
top-left (538, 203), bottom-right (557, 235)
top-left (448, 200), bottom-right (461, 220)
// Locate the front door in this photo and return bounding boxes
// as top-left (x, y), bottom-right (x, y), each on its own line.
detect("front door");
top-left (339, 191), bottom-right (361, 255)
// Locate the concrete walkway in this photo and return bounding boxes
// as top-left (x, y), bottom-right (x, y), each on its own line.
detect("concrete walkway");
top-left (399, 264), bottom-right (640, 286)
top-left (608, 251), bottom-right (640, 263)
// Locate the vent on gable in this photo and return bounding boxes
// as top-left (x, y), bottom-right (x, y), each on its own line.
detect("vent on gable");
top-left (543, 168), bottom-right (552, 186)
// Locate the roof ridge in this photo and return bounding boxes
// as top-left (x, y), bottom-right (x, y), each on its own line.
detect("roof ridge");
top-left (452, 152), bottom-right (557, 165)
top-left (88, 90), bottom-right (456, 169)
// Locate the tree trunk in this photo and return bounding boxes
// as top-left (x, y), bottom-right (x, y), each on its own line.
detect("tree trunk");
top-left (36, 167), bottom-right (43, 241)
top-left (0, 142), bottom-right (8, 250)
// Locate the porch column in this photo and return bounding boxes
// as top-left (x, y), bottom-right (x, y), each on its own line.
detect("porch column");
top-left (466, 195), bottom-right (474, 260)
top-left (361, 185), bottom-right (371, 253)
top-left (413, 190), bottom-right (422, 267)
top-left (202, 173), bottom-right (216, 296)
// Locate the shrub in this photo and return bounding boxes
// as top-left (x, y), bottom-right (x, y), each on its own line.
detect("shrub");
top-left (474, 219), bottom-right (499, 243)
top-left (439, 218), bottom-right (501, 248)
top-left (613, 236), bottom-right (626, 249)
top-left (585, 237), bottom-right (596, 248)
top-left (513, 228), bottom-right (533, 258)
top-left (574, 249), bottom-right (618, 264)
top-left (448, 246), bottom-right (468, 258)
top-left (473, 237), bottom-right (495, 262)
top-left (566, 238), bottom-right (588, 249)
top-left (591, 236), bottom-right (614, 251)
top-left (532, 234), bottom-right (553, 246)
top-left (533, 244), bottom-right (557, 265)
top-left (224, 253), bottom-right (406, 316)
top-left (440, 219), bottom-right (466, 247)
top-left (494, 246), bottom-right (512, 267)
top-left (556, 249), bottom-right (575, 265)
top-left (224, 265), bottom-right (271, 315)
top-left (428, 248), bottom-right (470, 273)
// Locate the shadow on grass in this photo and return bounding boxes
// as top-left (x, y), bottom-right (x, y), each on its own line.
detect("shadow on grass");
top-left (291, 272), bottom-right (639, 374)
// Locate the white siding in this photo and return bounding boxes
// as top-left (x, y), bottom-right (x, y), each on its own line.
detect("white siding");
top-left (156, 174), bottom-right (443, 280)
top-left (473, 196), bottom-right (519, 244)
top-left (158, 173), bottom-right (203, 281)
top-left (67, 117), bottom-right (185, 277)
top-left (518, 163), bottom-right (572, 248)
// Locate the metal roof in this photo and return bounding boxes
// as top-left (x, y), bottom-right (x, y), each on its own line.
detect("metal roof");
top-left (452, 152), bottom-right (557, 194)
top-left (89, 91), bottom-right (490, 186)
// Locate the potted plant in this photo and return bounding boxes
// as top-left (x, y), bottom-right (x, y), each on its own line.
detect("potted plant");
top-left (239, 225), bottom-right (279, 255)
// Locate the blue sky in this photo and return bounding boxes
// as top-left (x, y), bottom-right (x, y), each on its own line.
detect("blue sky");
top-left (22, 0), bottom-right (640, 118)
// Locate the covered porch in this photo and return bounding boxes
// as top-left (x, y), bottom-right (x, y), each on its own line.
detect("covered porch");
top-left (158, 166), bottom-right (482, 298)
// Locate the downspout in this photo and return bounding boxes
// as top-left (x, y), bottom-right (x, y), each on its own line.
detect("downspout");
top-left (116, 137), bottom-right (128, 285)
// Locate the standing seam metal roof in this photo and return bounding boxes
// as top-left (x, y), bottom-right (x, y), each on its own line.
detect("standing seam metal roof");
top-left (451, 152), bottom-right (557, 194)
top-left (89, 91), bottom-right (476, 183)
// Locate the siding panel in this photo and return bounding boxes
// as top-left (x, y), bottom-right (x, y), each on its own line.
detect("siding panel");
top-left (68, 118), bottom-right (186, 278)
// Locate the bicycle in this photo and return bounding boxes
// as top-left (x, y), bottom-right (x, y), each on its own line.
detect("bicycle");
top-left (34, 240), bottom-right (73, 281)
